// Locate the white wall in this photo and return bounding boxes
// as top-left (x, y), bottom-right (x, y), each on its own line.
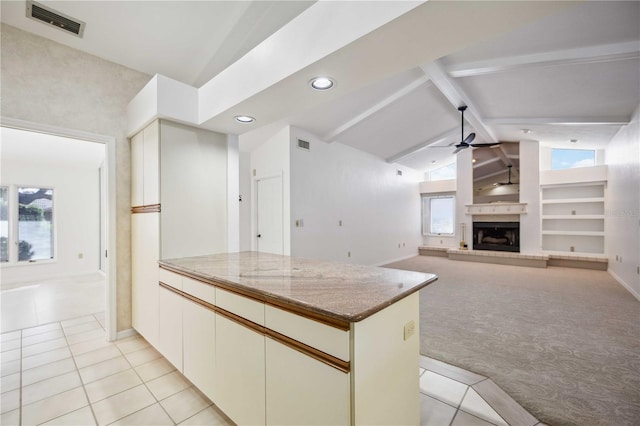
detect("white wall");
top-left (606, 105), bottom-right (640, 300)
top-left (1, 162), bottom-right (100, 284)
top-left (289, 127), bottom-right (421, 266)
top-left (239, 152), bottom-right (252, 252)
top-left (520, 140), bottom-right (541, 253)
top-left (456, 149), bottom-right (473, 248)
top-left (249, 125), bottom-right (291, 255)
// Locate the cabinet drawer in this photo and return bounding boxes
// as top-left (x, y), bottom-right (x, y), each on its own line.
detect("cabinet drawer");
top-left (216, 288), bottom-right (264, 326)
top-left (265, 305), bottom-right (350, 362)
top-left (183, 277), bottom-right (215, 305)
top-left (159, 268), bottom-right (182, 290)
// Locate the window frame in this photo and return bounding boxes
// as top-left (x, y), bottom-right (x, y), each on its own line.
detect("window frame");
top-left (422, 194), bottom-right (455, 236)
top-left (1, 184), bottom-right (57, 266)
top-left (429, 162), bottom-right (457, 181)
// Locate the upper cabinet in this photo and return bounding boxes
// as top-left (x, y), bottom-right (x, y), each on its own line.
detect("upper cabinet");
top-left (131, 120), bottom-right (160, 207)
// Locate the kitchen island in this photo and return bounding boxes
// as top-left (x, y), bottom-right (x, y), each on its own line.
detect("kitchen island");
top-left (150, 252), bottom-right (437, 425)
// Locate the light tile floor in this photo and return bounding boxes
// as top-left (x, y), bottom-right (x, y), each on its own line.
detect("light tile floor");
top-left (0, 313), bottom-right (233, 426)
top-left (1, 275), bottom-right (544, 426)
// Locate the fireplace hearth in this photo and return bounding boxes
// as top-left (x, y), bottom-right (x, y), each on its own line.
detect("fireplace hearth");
top-left (473, 222), bottom-right (520, 252)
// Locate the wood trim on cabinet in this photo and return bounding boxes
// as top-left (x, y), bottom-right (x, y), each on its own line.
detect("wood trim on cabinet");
top-left (131, 204), bottom-right (161, 214)
top-left (158, 281), bottom-right (350, 374)
top-left (158, 264), bottom-right (350, 332)
top-left (265, 329), bottom-right (350, 374)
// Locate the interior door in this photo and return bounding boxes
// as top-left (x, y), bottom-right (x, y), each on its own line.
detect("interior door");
top-left (256, 175), bottom-right (283, 255)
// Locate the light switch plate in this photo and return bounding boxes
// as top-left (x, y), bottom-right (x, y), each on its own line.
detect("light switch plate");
top-left (404, 320), bottom-right (415, 341)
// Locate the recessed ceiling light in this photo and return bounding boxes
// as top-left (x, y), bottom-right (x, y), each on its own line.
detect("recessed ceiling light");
top-left (472, 158), bottom-right (477, 163)
top-left (431, 160), bottom-right (437, 164)
top-left (309, 77), bottom-right (334, 91)
top-left (234, 115), bottom-right (255, 124)
top-left (522, 129), bottom-right (532, 134)
top-left (570, 139), bottom-right (578, 143)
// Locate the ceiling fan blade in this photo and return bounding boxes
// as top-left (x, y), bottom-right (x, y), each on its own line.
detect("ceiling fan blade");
top-left (470, 142), bottom-right (502, 147)
top-left (452, 146), bottom-right (465, 154)
top-left (463, 132), bottom-right (476, 144)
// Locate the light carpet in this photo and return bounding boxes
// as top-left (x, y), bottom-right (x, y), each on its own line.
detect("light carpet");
top-left (385, 256), bottom-right (640, 426)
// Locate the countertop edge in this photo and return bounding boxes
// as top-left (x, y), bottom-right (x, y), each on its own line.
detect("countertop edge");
top-left (158, 260), bottom-right (438, 324)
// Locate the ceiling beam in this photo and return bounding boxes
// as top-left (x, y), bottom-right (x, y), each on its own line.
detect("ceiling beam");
top-left (386, 127), bottom-right (458, 163)
top-left (420, 60), bottom-right (498, 143)
top-left (323, 75), bottom-right (430, 142)
top-left (484, 116), bottom-right (630, 126)
top-left (448, 41), bottom-right (640, 78)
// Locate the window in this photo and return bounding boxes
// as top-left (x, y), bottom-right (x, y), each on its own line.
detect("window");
top-left (429, 162), bottom-right (456, 181)
top-left (551, 149), bottom-right (595, 170)
top-left (422, 195), bottom-right (455, 235)
top-left (18, 187), bottom-right (54, 261)
top-left (0, 187), bottom-right (8, 262)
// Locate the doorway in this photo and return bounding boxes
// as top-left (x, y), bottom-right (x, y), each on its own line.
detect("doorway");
top-left (0, 118), bottom-right (115, 339)
top-left (256, 175), bottom-right (283, 255)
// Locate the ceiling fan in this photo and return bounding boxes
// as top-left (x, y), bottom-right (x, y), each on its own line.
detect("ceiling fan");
top-left (496, 164), bottom-right (516, 185)
top-left (453, 106), bottom-right (501, 154)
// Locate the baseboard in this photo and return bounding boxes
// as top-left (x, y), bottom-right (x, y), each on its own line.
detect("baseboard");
top-left (608, 269), bottom-right (640, 302)
top-left (375, 253), bottom-right (419, 267)
top-left (115, 328), bottom-right (139, 340)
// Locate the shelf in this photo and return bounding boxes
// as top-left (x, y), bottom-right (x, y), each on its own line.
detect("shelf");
top-left (541, 197), bottom-right (604, 204)
top-left (542, 215), bottom-right (604, 220)
top-left (542, 231), bottom-right (604, 237)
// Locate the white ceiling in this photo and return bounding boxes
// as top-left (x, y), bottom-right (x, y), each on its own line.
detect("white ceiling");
top-left (2, 1), bottom-right (638, 174)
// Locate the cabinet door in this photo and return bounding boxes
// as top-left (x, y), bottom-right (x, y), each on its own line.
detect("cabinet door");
top-left (130, 131), bottom-right (144, 207)
top-left (183, 299), bottom-right (215, 400)
top-left (131, 212), bottom-right (159, 347)
top-left (215, 314), bottom-right (265, 425)
top-left (143, 121), bottom-right (160, 205)
top-left (266, 338), bottom-right (350, 425)
top-left (158, 286), bottom-right (183, 371)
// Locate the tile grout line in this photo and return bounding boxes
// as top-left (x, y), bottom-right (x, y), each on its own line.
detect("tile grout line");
top-left (59, 319), bottom-right (100, 426)
top-left (111, 336), bottom-right (178, 425)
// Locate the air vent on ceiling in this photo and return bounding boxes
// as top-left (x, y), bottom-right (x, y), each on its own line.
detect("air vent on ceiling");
top-left (297, 139), bottom-right (310, 151)
top-left (26, 0), bottom-right (85, 37)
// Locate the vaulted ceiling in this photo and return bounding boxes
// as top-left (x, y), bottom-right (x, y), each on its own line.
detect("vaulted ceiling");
top-left (2, 1), bottom-right (638, 176)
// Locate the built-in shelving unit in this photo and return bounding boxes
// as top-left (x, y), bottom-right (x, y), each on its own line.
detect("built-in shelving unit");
top-left (541, 182), bottom-right (605, 254)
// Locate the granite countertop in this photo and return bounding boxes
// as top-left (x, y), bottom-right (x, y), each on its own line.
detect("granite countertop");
top-left (159, 251), bottom-right (437, 323)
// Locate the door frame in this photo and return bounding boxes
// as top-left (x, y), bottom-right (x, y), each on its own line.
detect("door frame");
top-left (253, 172), bottom-right (284, 255)
top-left (1, 117), bottom-right (117, 341)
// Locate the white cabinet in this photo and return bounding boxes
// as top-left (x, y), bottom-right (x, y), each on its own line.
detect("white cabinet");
top-left (541, 183), bottom-right (605, 254)
top-left (265, 338), bottom-right (350, 425)
top-left (131, 212), bottom-right (159, 347)
top-left (130, 121), bottom-right (159, 207)
top-left (183, 298), bottom-right (215, 400)
top-left (158, 286), bottom-right (183, 371)
top-left (131, 119), bottom-right (228, 345)
top-left (215, 314), bottom-right (265, 425)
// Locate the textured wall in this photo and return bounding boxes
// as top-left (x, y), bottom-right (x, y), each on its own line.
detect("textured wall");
top-left (1, 24), bottom-right (151, 331)
top-left (606, 104), bottom-right (640, 299)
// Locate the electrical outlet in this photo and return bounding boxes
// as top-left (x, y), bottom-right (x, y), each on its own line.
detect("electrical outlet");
top-left (347, 251), bottom-right (351, 258)
top-left (295, 220), bottom-right (300, 227)
top-left (616, 255), bottom-right (619, 261)
top-left (570, 246), bottom-right (575, 252)
top-left (78, 253), bottom-right (83, 259)
top-left (404, 320), bottom-right (415, 341)
top-left (338, 220), bottom-right (342, 226)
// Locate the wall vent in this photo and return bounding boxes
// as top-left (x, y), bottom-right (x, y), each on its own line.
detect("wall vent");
top-left (297, 139), bottom-right (310, 151)
top-left (26, 0), bottom-right (85, 37)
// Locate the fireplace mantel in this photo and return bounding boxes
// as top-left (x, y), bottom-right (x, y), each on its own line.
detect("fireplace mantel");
top-left (466, 202), bottom-right (527, 215)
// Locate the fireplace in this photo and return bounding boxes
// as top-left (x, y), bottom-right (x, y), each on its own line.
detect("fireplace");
top-left (473, 222), bottom-right (520, 252)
